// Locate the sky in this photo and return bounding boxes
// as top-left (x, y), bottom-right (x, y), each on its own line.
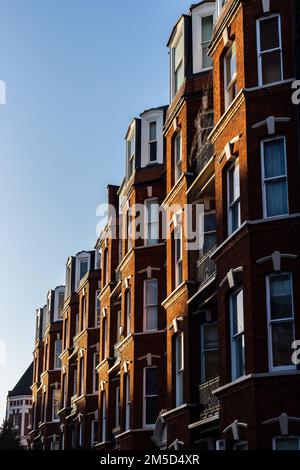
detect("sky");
top-left (0, 0), bottom-right (194, 422)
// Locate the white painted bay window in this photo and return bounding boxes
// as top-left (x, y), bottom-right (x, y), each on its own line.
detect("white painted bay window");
top-left (201, 15), bottom-right (214, 69)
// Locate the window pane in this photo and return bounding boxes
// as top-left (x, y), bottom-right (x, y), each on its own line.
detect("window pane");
top-left (234, 334), bottom-right (245, 377)
top-left (80, 260), bottom-right (88, 279)
top-left (150, 141), bottom-right (157, 161)
top-left (229, 164), bottom-right (240, 203)
top-left (226, 45), bottom-right (236, 86)
top-left (150, 122), bottom-right (156, 141)
top-left (204, 351), bottom-right (219, 381)
top-left (202, 16), bottom-right (213, 42)
top-left (174, 34), bottom-right (184, 69)
top-left (203, 323), bottom-right (219, 350)
top-left (146, 368), bottom-right (157, 395)
top-left (270, 275), bottom-right (293, 320)
top-left (272, 321), bottom-right (294, 367)
top-left (232, 290), bottom-right (244, 335)
top-left (146, 396), bottom-right (158, 424)
top-left (260, 17), bottom-right (279, 51)
top-left (203, 232), bottom-right (216, 252)
top-left (175, 133), bottom-right (181, 163)
top-left (146, 306), bottom-right (158, 330)
top-left (230, 201), bottom-right (240, 233)
top-left (204, 213), bottom-right (216, 232)
top-left (146, 280), bottom-right (158, 305)
top-left (264, 139), bottom-right (286, 178)
top-left (176, 334), bottom-right (183, 371)
top-left (202, 45), bottom-right (212, 69)
top-left (262, 51), bottom-right (282, 84)
top-left (275, 438), bottom-right (300, 450)
top-left (266, 180), bottom-right (288, 217)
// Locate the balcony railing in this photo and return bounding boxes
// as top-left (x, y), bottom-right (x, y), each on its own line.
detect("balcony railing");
top-left (199, 376), bottom-right (220, 421)
top-left (196, 244), bottom-right (217, 288)
top-left (195, 142), bottom-right (214, 175)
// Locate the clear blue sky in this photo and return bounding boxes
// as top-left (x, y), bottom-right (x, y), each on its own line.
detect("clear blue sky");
top-left (0, 0), bottom-right (193, 421)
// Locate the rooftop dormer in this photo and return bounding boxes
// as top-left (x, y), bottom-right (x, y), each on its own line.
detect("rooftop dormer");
top-left (125, 118), bottom-right (141, 181)
top-left (64, 250), bottom-right (96, 299)
top-left (168, 15), bottom-right (187, 101)
top-left (140, 107), bottom-right (166, 167)
top-left (191, 1), bottom-right (216, 74)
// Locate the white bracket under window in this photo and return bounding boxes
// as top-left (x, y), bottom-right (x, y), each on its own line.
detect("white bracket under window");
top-left (59, 423), bottom-right (65, 432)
top-left (223, 419), bottom-right (248, 441)
top-left (252, 116), bottom-right (290, 135)
top-left (137, 353), bottom-right (161, 366)
top-left (219, 267), bottom-right (243, 289)
top-left (100, 380), bottom-right (106, 392)
top-left (262, 0), bottom-right (270, 14)
top-left (147, 186), bottom-right (153, 198)
top-left (222, 27), bottom-right (232, 49)
top-left (43, 384), bottom-right (47, 393)
top-left (138, 266), bottom-right (161, 279)
top-left (169, 316), bottom-right (184, 333)
top-left (218, 135), bottom-right (241, 164)
top-left (62, 365), bottom-right (68, 374)
top-left (102, 307), bottom-right (107, 318)
top-left (79, 347), bottom-right (85, 358)
top-left (124, 276), bottom-right (132, 289)
top-left (82, 287), bottom-right (86, 297)
top-left (123, 361), bottom-right (130, 373)
top-left (263, 413), bottom-right (300, 435)
top-left (257, 251), bottom-right (298, 272)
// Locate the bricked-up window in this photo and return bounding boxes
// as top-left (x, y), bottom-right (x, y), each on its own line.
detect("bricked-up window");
top-left (145, 199), bottom-right (159, 246)
top-left (143, 279), bottom-right (158, 331)
top-left (261, 137), bottom-right (288, 218)
top-left (54, 339), bottom-right (62, 369)
top-left (93, 352), bottom-right (99, 393)
top-left (125, 289), bottom-right (131, 336)
top-left (91, 420), bottom-right (98, 447)
top-left (95, 290), bottom-right (101, 327)
top-left (273, 437), bottom-right (300, 450)
top-left (115, 385), bottom-right (120, 428)
top-left (175, 332), bottom-right (184, 406)
top-left (257, 15), bottom-right (283, 86)
top-left (149, 121), bottom-right (157, 162)
top-left (101, 391), bottom-right (107, 442)
top-left (227, 160), bottom-right (241, 235)
top-left (172, 33), bottom-right (184, 96)
top-left (124, 373), bottom-right (130, 431)
top-left (143, 367), bottom-right (158, 427)
top-left (230, 289), bottom-right (245, 380)
top-left (224, 42), bottom-right (237, 110)
top-left (266, 273), bottom-right (295, 371)
top-left (174, 131), bottom-right (182, 183)
top-left (200, 323), bottom-right (219, 382)
top-left (52, 388), bottom-right (60, 422)
top-left (127, 133), bottom-right (135, 179)
top-left (174, 224), bottom-right (183, 287)
top-left (201, 15), bottom-right (213, 69)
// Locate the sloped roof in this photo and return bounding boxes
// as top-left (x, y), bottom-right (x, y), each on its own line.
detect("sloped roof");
top-left (8, 363), bottom-right (33, 397)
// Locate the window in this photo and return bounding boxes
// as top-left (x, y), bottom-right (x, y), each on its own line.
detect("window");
top-left (125, 290), bottom-right (131, 336)
top-left (201, 15), bottom-right (213, 69)
top-left (72, 368), bottom-right (77, 397)
top-left (101, 392), bottom-right (106, 442)
top-left (174, 224), bottom-right (183, 287)
top-left (230, 289), bottom-right (245, 380)
top-left (62, 374), bottom-right (67, 408)
top-left (117, 309), bottom-right (122, 341)
top-left (273, 437), bottom-right (300, 450)
top-left (65, 262), bottom-right (71, 298)
top-left (203, 212), bottom-right (216, 253)
top-left (93, 352), bottom-right (99, 393)
top-left (145, 199), bottom-right (159, 246)
top-left (261, 137), bottom-right (288, 218)
top-left (127, 133), bottom-right (135, 179)
top-left (200, 323), bottom-right (219, 382)
top-left (173, 33), bottom-right (184, 96)
top-left (102, 317), bottom-right (108, 360)
top-left (115, 386), bottom-right (120, 428)
top-left (224, 42), bottom-right (237, 109)
top-left (79, 422), bottom-right (83, 447)
top-left (175, 333), bottom-right (184, 406)
top-left (103, 248), bottom-right (108, 286)
top-left (79, 357), bottom-right (84, 396)
top-left (257, 15), bottom-right (283, 86)
top-left (95, 290), bottom-right (101, 327)
top-left (91, 420), bottom-right (98, 447)
top-left (266, 274), bottom-right (295, 371)
top-left (81, 296), bottom-right (86, 330)
top-left (64, 318), bottom-right (69, 349)
top-left (52, 388), bottom-right (60, 422)
top-left (144, 279), bottom-right (158, 331)
top-left (79, 259), bottom-right (88, 280)
top-left (58, 292), bottom-right (64, 316)
top-left (74, 313), bottom-right (79, 342)
top-left (50, 439), bottom-right (60, 451)
top-left (149, 121), bottom-right (157, 162)
top-left (143, 367), bottom-right (158, 427)
top-left (217, 0), bottom-right (228, 16)
top-left (125, 374), bottom-right (130, 431)
top-left (227, 160), bottom-right (241, 235)
top-left (233, 441), bottom-right (249, 450)
top-left (54, 339), bottom-right (62, 369)
top-left (174, 132), bottom-right (182, 183)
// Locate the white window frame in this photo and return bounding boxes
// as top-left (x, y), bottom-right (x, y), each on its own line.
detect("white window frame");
top-left (91, 419), bottom-right (98, 447)
top-left (125, 373), bottom-right (131, 431)
top-left (272, 436), bottom-right (300, 450)
top-left (75, 252), bottom-right (90, 290)
top-left (148, 121), bottom-right (158, 163)
top-left (224, 42), bottom-right (237, 110)
top-left (101, 391), bottom-right (107, 443)
top-left (171, 28), bottom-right (185, 98)
top-left (217, 0), bottom-right (228, 17)
top-left (227, 159), bottom-right (241, 235)
top-left (143, 279), bottom-right (158, 332)
top-left (115, 385), bottom-right (120, 428)
top-left (192, 4), bottom-right (215, 74)
top-left (125, 289), bottom-right (131, 336)
top-left (174, 131), bottom-right (182, 183)
top-left (200, 14), bottom-right (214, 71)
top-left (174, 223), bottom-right (183, 288)
top-left (266, 273), bottom-right (296, 372)
top-left (52, 388), bottom-right (60, 422)
top-left (230, 288), bottom-right (245, 380)
top-left (175, 333), bottom-right (184, 407)
top-left (54, 339), bottom-right (62, 370)
top-left (93, 352), bottom-right (99, 394)
top-left (95, 290), bottom-right (101, 327)
top-left (256, 14), bottom-right (283, 87)
top-left (143, 366), bottom-right (158, 428)
top-left (260, 136), bottom-right (289, 219)
top-left (145, 198), bottom-right (159, 246)
top-left (200, 322), bottom-right (219, 383)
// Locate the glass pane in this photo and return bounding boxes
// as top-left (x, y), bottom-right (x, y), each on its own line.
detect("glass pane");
top-left (150, 141), bottom-right (157, 161)
top-left (175, 62), bottom-right (184, 93)
top-left (146, 368), bottom-right (157, 395)
top-left (260, 17), bottom-right (279, 51)
top-left (234, 334), bottom-right (245, 377)
top-left (146, 280), bottom-right (158, 305)
top-left (149, 121), bottom-right (156, 141)
top-left (262, 51), bottom-right (282, 84)
top-left (226, 45), bottom-right (236, 86)
top-left (232, 290), bottom-right (244, 335)
top-left (176, 334), bottom-right (183, 371)
top-left (146, 396), bottom-right (158, 424)
top-left (272, 321), bottom-right (294, 367)
top-left (175, 133), bottom-right (181, 163)
top-left (230, 201), bottom-right (240, 233)
top-left (202, 45), bottom-right (212, 69)
top-left (202, 16), bottom-right (213, 42)
top-left (264, 139), bottom-right (285, 178)
top-left (229, 164), bottom-right (240, 203)
top-left (174, 34), bottom-right (184, 69)
top-left (204, 213), bottom-right (216, 232)
top-left (275, 438), bottom-right (299, 450)
top-left (146, 306), bottom-right (158, 330)
top-left (266, 180), bottom-right (288, 217)
top-left (270, 275), bottom-right (292, 319)
top-left (204, 351), bottom-right (219, 381)
top-left (80, 260), bottom-right (88, 279)
top-left (203, 323), bottom-right (219, 350)
top-left (203, 232), bottom-right (216, 252)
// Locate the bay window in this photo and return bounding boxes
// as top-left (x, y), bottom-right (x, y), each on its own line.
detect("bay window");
top-left (266, 273), bottom-right (295, 371)
top-left (224, 42), bottom-right (237, 109)
top-left (200, 323), bottom-right (219, 382)
top-left (227, 160), bottom-right (241, 235)
top-left (145, 198), bottom-right (159, 245)
top-left (175, 333), bottom-right (184, 406)
top-left (230, 289), bottom-right (245, 380)
top-left (173, 33), bottom-right (184, 96)
top-left (257, 15), bottom-right (283, 86)
top-left (144, 279), bottom-right (158, 331)
top-left (143, 367), bottom-right (158, 427)
top-left (201, 15), bottom-right (213, 69)
top-left (261, 137), bottom-right (288, 218)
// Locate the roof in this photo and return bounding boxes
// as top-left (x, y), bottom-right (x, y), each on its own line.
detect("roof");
top-left (8, 363), bottom-right (33, 397)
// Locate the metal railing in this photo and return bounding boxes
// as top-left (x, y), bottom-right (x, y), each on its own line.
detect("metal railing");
top-left (199, 376), bottom-right (220, 421)
top-left (195, 142), bottom-right (214, 174)
top-left (196, 244), bottom-right (217, 287)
